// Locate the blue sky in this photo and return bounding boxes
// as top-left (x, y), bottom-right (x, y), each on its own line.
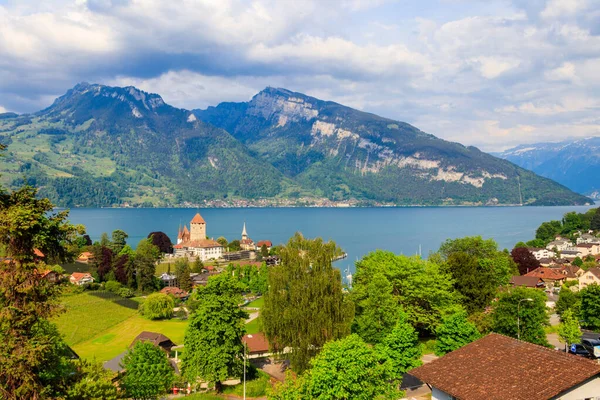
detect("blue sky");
top-left (0, 0), bottom-right (599, 151)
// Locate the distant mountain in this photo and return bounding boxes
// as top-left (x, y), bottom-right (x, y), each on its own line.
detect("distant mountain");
top-left (194, 87), bottom-right (589, 206)
top-left (495, 138), bottom-right (600, 198)
top-left (0, 84), bottom-right (590, 207)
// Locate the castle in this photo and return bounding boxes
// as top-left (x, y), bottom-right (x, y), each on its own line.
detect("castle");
top-left (173, 212), bottom-right (223, 261)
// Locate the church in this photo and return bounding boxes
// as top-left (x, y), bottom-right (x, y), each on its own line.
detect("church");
top-left (173, 213), bottom-right (224, 262)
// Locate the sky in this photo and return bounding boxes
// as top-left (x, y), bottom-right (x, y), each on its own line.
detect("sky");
top-left (0, 0), bottom-right (599, 151)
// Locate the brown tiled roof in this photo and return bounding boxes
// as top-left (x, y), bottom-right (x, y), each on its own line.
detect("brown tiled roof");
top-left (190, 213), bottom-right (205, 224)
top-left (510, 275), bottom-right (544, 288)
top-left (242, 333), bottom-right (270, 354)
top-left (257, 240), bottom-right (272, 248)
top-left (557, 265), bottom-right (581, 278)
top-left (70, 272), bottom-right (92, 282)
top-left (576, 243), bottom-right (595, 248)
top-left (586, 267), bottom-right (600, 279)
top-left (160, 286), bottom-right (188, 298)
top-left (240, 239), bottom-right (254, 245)
top-left (525, 267), bottom-right (566, 281)
top-left (131, 331), bottom-right (176, 350)
top-left (179, 239), bottom-right (222, 248)
top-left (409, 333), bottom-right (600, 400)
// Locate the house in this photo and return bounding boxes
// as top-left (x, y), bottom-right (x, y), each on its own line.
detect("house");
top-left (560, 249), bottom-right (582, 260)
top-left (551, 265), bottom-right (583, 281)
top-left (256, 240), bottom-right (272, 251)
top-left (160, 286), bottom-right (189, 300)
top-left (525, 267), bottom-right (567, 285)
top-left (527, 247), bottom-right (552, 260)
top-left (69, 272), bottom-right (94, 286)
top-left (174, 213), bottom-right (224, 261)
top-left (576, 243), bottom-right (600, 257)
top-left (579, 267), bottom-right (600, 289)
top-left (577, 233), bottom-right (600, 245)
top-left (130, 331), bottom-right (176, 352)
top-left (76, 251), bottom-right (94, 263)
top-left (538, 257), bottom-right (554, 267)
top-left (509, 275), bottom-right (545, 289)
top-left (40, 269), bottom-right (61, 283)
top-left (546, 240), bottom-right (573, 252)
top-left (242, 333), bottom-right (271, 359)
top-left (409, 333), bottom-right (600, 400)
top-left (159, 272), bottom-right (178, 287)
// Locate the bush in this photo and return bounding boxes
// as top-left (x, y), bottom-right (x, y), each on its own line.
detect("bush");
top-left (82, 282), bottom-right (101, 291)
top-left (104, 280), bottom-right (122, 293)
top-left (140, 293), bottom-right (174, 320)
top-left (118, 288), bottom-right (135, 298)
top-left (174, 308), bottom-right (188, 320)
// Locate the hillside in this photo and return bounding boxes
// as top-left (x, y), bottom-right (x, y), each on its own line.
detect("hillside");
top-left (0, 83), bottom-right (590, 207)
top-left (195, 88), bottom-right (590, 206)
top-left (495, 137), bottom-right (600, 198)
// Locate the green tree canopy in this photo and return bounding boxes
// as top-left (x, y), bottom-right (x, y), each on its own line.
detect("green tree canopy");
top-left (492, 287), bottom-right (550, 347)
top-left (535, 220), bottom-right (562, 242)
top-left (580, 284), bottom-right (600, 330)
top-left (557, 309), bottom-right (581, 351)
top-left (110, 229), bottom-right (128, 254)
top-left (350, 272), bottom-right (400, 344)
top-left (134, 238), bottom-right (161, 292)
top-left (140, 293), bottom-right (174, 320)
top-left (262, 233), bottom-right (354, 373)
top-left (377, 311), bottom-right (422, 383)
top-left (353, 250), bottom-right (458, 334)
top-left (120, 341), bottom-right (174, 399)
top-left (182, 274), bottom-right (247, 391)
top-left (175, 258), bottom-right (192, 292)
top-left (67, 359), bottom-right (118, 400)
top-left (434, 311), bottom-right (481, 356)
top-left (555, 287), bottom-right (581, 319)
top-left (591, 208), bottom-right (600, 231)
top-left (444, 252), bottom-right (497, 314)
top-left (572, 256), bottom-right (583, 267)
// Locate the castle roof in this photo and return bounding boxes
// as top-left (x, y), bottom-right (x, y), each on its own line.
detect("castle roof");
top-left (191, 213), bottom-right (205, 224)
top-left (178, 239), bottom-right (223, 249)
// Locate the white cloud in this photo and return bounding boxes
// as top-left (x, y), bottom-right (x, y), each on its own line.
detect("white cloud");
top-left (541, 0), bottom-right (589, 19)
top-left (0, 105), bottom-right (7, 113)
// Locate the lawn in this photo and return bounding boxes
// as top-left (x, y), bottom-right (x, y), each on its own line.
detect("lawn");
top-left (246, 297), bottom-right (264, 309)
top-left (245, 317), bottom-right (261, 334)
top-left (73, 315), bottom-right (189, 362)
top-left (53, 291), bottom-right (139, 346)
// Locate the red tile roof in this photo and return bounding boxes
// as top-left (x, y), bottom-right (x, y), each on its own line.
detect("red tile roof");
top-left (510, 275), bottom-right (544, 288)
top-left (190, 213), bottom-right (205, 224)
top-left (524, 267), bottom-right (566, 281)
top-left (242, 333), bottom-right (270, 354)
top-left (160, 286), bottom-right (188, 298)
top-left (70, 272), bottom-right (92, 282)
top-left (586, 267), bottom-right (600, 279)
top-left (257, 240), bottom-right (272, 248)
top-left (33, 248), bottom-right (44, 258)
top-left (178, 239), bottom-right (222, 248)
top-left (409, 333), bottom-right (600, 400)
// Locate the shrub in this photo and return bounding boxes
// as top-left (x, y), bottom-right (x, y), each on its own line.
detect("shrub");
top-left (140, 293), bottom-right (174, 320)
top-left (104, 280), bottom-right (122, 293)
top-left (118, 288), bottom-right (135, 298)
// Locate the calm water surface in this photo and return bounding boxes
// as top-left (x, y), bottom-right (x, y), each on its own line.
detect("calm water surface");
top-left (67, 205), bottom-right (596, 273)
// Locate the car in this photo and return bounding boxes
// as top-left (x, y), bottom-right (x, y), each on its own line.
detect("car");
top-left (569, 343), bottom-right (591, 358)
top-left (580, 339), bottom-right (600, 359)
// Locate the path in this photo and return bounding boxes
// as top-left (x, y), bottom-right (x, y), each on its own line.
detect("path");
top-left (245, 312), bottom-right (259, 324)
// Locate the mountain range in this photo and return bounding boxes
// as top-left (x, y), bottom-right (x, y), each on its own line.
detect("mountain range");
top-left (496, 138), bottom-right (600, 199)
top-left (0, 83), bottom-right (590, 207)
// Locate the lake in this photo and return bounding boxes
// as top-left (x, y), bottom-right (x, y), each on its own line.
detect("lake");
top-left (66, 205), bottom-right (597, 273)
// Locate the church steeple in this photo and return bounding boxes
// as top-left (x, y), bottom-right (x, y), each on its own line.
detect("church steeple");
top-left (242, 222), bottom-right (248, 240)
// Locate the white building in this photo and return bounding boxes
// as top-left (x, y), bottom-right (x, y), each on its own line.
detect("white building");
top-left (528, 247), bottom-right (552, 260)
top-left (577, 233), bottom-right (600, 245)
top-left (546, 240), bottom-right (573, 252)
top-left (172, 212), bottom-right (224, 262)
top-left (579, 267), bottom-right (600, 289)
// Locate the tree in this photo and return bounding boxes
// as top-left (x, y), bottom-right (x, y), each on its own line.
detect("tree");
top-left (378, 311), bottom-right (422, 383)
top-left (216, 236), bottom-right (228, 248)
top-left (444, 252), bottom-right (497, 314)
top-left (557, 309), bottom-right (581, 351)
top-left (67, 360), bottom-right (118, 400)
top-left (228, 239), bottom-right (241, 251)
top-left (434, 311), bottom-right (480, 356)
top-left (148, 231), bottom-right (173, 254)
top-left (580, 284), bottom-right (600, 330)
top-left (439, 236), bottom-right (499, 260)
top-left (492, 287), bottom-right (550, 346)
top-left (526, 239), bottom-right (546, 248)
top-left (283, 334), bottom-right (400, 400)
top-left (535, 220), bottom-right (562, 242)
top-left (262, 233), bottom-right (354, 372)
top-left (555, 287), bottom-right (581, 319)
top-left (582, 261), bottom-right (596, 271)
top-left (0, 185), bottom-right (79, 399)
top-left (591, 208), bottom-right (600, 231)
top-left (175, 258), bottom-right (192, 292)
top-left (120, 341), bottom-right (174, 399)
top-left (134, 238), bottom-right (160, 292)
top-left (572, 256), bottom-right (583, 267)
top-left (140, 293), bottom-right (174, 320)
top-left (261, 244), bottom-right (269, 258)
top-left (110, 229), bottom-right (128, 254)
top-left (99, 232), bottom-right (111, 247)
top-left (353, 250), bottom-right (458, 334)
top-left (351, 273), bottom-right (400, 344)
top-left (182, 274), bottom-right (247, 391)
top-left (511, 247), bottom-right (541, 275)
top-left (191, 256), bottom-right (203, 273)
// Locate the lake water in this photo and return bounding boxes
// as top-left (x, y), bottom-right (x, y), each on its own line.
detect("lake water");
top-left (66, 205), bottom-right (597, 273)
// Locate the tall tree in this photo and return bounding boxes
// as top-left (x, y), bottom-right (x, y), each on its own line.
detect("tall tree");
top-left (120, 341), bottom-right (174, 399)
top-left (510, 247), bottom-right (541, 275)
top-left (580, 284), bottom-right (600, 330)
top-left (110, 229), bottom-right (128, 254)
top-left (535, 220), bottom-right (562, 242)
top-left (0, 185), bottom-right (78, 399)
top-left (444, 252), bottom-right (497, 314)
top-left (492, 287), bottom-right (550, 347)
top-left (182, 274), bottom-right (247, 391)
top-left (66, 360), bottom-right (118, 400)
top-left (351, 272), bottom-right (400, 344)
top-left (557, 309), bottom-right (581, 352)
top-left (353, 250), bottom-right (458, 334)
top-left (175, 258), bottom-right (192, 292)
top-left (134, 238), bottom-right (160, 292)
top-left (434, 311), bottom-right (480, 356)
top-left (591, 208), bottom-right (600, 231)
top-left (262, 233), bottom-right (354, 372)
top-left (148, 231), bottom-right (173, 254)
top-left (555, 287), bottom-right (581, 319)
top-left (377, 311), bottom-right (422, 383)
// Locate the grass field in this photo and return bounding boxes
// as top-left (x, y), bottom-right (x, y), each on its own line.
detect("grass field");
top-left (246, 297), bottom-right (264, 309)
top-left (245, 317), bottom-right (261, 335)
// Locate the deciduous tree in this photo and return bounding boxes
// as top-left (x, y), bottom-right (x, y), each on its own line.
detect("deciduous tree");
top-left (591, 208), bottom-right (600, 231)
top-left (555, 287), bottom-right (581, 319)
top-left (262, 233), bottom-right (354, 372)
top-left (134, 238), bottom-right (160, 292)
top-left (67, 360), bottom-right (118, 400)
top-left (110, 229), bottom-right (128, 254)
top-left (377, 311), bottom-right (422, 383)
top-left (148, 231), bottom-right (173, 254)
top-left (120, 341), bottom-right (174, 399)
top-left (444, 252), bottom-right (497, 314)
top-left (434, 311), bottom-right (480, 356)
top-left (557, 309), bottom-right (581, 351)
top-left (580, 284), bottom-right (600, 330)
top-left (511, 247), bottom-right (541, 275)
top-left (140, 293), bottom-right (174, 320)
top-left (175, 258), bottom-right (192, 292)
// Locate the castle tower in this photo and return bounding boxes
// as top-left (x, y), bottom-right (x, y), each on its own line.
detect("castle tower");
top-left (242, 222), bottom-right (248, 241)
top-left (190, 213), bottom-right (206, 241)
